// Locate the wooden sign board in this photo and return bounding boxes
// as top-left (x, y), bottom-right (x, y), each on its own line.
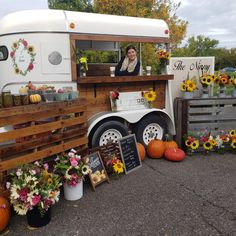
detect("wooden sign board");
top-left (118, 134), bottom-right (142, 174)
top-left (85, 151), bottom-right (109, 191)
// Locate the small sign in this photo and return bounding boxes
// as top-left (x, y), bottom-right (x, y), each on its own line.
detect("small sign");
top-left (118, 134), bottom-right (142, 174)
top-left (85, 151), bottom-right (109, 191)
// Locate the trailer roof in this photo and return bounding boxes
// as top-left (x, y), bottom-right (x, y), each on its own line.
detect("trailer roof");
top-left (0, 9), bottom-right (169, 40)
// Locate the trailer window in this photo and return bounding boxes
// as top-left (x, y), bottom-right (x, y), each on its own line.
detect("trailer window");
top-left (0, 46), bottom-right (8, 61)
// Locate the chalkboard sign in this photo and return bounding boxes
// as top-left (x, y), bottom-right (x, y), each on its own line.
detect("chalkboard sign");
top-left (85, 151), bottom-right (109, 191)
top-left (118, 134), bottom-right (142, 174)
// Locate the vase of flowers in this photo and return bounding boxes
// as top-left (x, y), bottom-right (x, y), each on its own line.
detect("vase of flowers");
top-left (180, 75), bottom-right (197, 99)
top-left (142, 88), bottom-right (157, 108)
top-left (157, 49), bottom-right (170, 75)
top-left (110, 91), bottom-right (119, 112)
top-left (218, 74), bottom-right (229, 97)
top-left (55, 149), bottom-right (90, 201)
top-left (78, 57), bottom-right (88, 77)
top-left (8, 161), bottom-right (61, 227)
top-left (200, 74), bottom-right (214, 98)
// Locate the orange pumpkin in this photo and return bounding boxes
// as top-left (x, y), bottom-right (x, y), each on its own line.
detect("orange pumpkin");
top-left (137, 143), bottom-right (146, 161)
top-left (147, 139), bottom-right (165, 159)
top-left (29, 94), bottom-right (41, 104)
top-left (164, 140), bottom-right (178, 150)
top-left (0, 196), bottom-right (10, 232)
top-left (164, 147), bottom-right (185, 162)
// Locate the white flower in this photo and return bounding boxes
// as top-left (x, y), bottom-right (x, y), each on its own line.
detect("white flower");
top-left (49, 190), bottom-right (60, 203)
top-left (75, 154), bottom-right (81, 161)
top-left (16, 169), bottom-right (22, 177)
top-left (6, 182), bottom-right (11, 189)
top-left (70, 148), bottom-right (77, 153)
top-left (29, 169), bottom-right (36, 175)
top-left (34, 161), bottom-right (40, 166)
top-left (68, 152), bottom-right (75, 158)
top-left (10, 184), bottom-right (20, 200)
top-left (215, 135), bottom-right (223, 148)
top-left (81, 165), bottom-right (90, 175)
top-left (25, 176), bottom-right (38, 185)
top-left (14, 204), bottom-right (27, 215)
top-left (54, 156), bottom-right (60, 162)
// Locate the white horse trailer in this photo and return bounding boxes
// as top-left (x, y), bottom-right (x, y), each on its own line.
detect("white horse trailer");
top-left (0, 9), bottom-right (175, 147)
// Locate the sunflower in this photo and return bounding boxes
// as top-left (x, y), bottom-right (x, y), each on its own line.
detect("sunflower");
top-left (28, 45), bottom-right (34, 53)
top-left (113, 160), bottom-right (124, 174)
top-left (185, 140), bottom-right (192, 147)
top-left (203, 141), bottom-right (213, 150)
top-left (143, 90), bottom-right (156, 102)
top-left (210, 139), bottom-right (217, 146)
top-left (181, 83), bottom-right (187, 91)
top-left (206, 76), bottom-right (213, 85)
top-left (81, 165), bottom-right (90, 175)
top-left (15, 67), bottom-right (20, 74)
top-left (231, 140), bottom-right (236, 149)
top-left (200, 76), bottom-right (207, 85)
top-left (211, 75), bottom-right (216, 81)
top-left (229, 130), bottom-right (236, 137)
top-left (228, 78), bottom-right (234, 85)
top-left (186, 81), bottom-right (196, 92)
top-left (47, 178), bottom-right (53, 184)
top-left (220, 77), bottom-right (228, 85)
top-left (222, 136), bottom-right (230, 142)
top-left (190, 140), bottom-right (199, 150)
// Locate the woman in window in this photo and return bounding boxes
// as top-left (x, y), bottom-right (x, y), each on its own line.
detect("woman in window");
top-left (115, 45), bottom-right (140, 76)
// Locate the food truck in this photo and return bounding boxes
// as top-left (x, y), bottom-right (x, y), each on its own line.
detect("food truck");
top-left (0, 9), bottom-right (175, 147)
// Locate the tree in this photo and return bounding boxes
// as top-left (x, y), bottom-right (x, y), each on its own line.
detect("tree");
top-left (48, 0), bottom-right (93, 12)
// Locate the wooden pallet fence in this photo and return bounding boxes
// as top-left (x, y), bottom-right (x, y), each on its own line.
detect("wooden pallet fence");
top-left (0, 98), bottom-right (88, 195)
top-left (174, 97), bottom-right (236, 148)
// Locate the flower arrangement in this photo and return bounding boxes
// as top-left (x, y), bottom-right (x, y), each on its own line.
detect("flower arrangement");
top-left (7, 161), bottom-right (62, 215)
top-left (142, 88), bottom-right (157, 108)
top-left (184, 129), bottom-right (236, 155)
top-left (157, 49), bottom-right (170, 74)
top-left (104, 155), bottom-right (124, 179)
top-left (54, 149), bottom-right (90, 186)
top-left (78, 57), bottom-right (88, 74)
top-left (200, 74), bottom-right (214, 88)
top-left (180, 77), bottom-right (197, 93)
top-left (110, 90), bottom-right (119, 112)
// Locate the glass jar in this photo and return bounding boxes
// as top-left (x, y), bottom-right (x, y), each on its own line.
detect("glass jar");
top-left (13, 94), bottom-right (22, 106)
top-left (2, 90), bottom-right (13, 108)
top-left (21, 94), bottom-right (29, 105)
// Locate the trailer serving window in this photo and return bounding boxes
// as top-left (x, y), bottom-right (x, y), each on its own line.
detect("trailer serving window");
top-left (0, 46), bottom-right (8, 61)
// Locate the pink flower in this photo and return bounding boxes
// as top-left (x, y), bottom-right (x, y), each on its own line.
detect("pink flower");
top-left (32, 195), bottom-right (41, 206)
top-left (43, 163), bottom-right (49, 170)
top-left (70, 158), bottom-right (78, 167)
top-left (28, 63), bottom-right (34, 71)
top-left (19, 188), bottom-right (28, 202)
top-left (10, 51), bottom-right (15, 58)
top-left (44, 199), bottom-right (53, 209)
top-left (22, 40), bottom-right (28, 47)
top-left (68, 152), bottom-right (75, 158)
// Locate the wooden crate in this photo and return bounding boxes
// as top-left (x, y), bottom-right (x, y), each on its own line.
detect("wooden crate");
top-left (0, 98), bottom-right (88, 195)
top-left (174, 97), bottom-right (236, 148)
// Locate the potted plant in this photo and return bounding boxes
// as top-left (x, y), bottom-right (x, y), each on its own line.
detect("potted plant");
top-left (199, 74), bottom-right (214, 98)
top-left (7, 161), bottom-right (62, 228)
top-left (180, 75), bottom-right (198, 99)
top-left (54, 149), bottom-right (90, 201)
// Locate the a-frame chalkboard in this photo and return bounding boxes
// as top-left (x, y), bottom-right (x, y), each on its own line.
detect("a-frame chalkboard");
top-left (118, 134), bottom-right (142, 174)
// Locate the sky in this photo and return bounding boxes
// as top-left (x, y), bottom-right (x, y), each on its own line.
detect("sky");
top-left (173, 0), bottom-right (236, 48)
top-left (0, 0), bottom-right (235, 49)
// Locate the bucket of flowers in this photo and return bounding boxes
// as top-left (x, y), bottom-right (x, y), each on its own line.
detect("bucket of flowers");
top-left (7, 161), bottom-right (62, 228)
top-left (157, 49), bottom-right (170, 74)
top-left (103, 155), bottom-right (124, 179)
top-left (142, 88), bottom-right (157, 108)
top-left (180, 75), bottom-right (197, 99)
top-left (77, 57), bottom-right (88, 77)
top-left (54, 149), bottom-right (90, 201)
top-left (199, 74), bottom-right (214, 98)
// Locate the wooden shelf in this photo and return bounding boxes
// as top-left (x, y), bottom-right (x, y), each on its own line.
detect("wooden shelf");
top-left (78, 75), bottom-right (174, 84)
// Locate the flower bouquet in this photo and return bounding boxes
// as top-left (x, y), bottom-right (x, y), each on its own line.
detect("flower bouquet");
top-left (157, 49), bottom-right (170, 74)
top-left (199, 74), bottom-right (214, 98)
top-left (180, 76), bottom-right (197, 99)
top-left (110, 90), bottom-right (119, 112)
top-left (78, 57), bottom-right (88, 76)
top-left (7, 161), bottom-right (61, 227)
top-left (142, 88), bottom-right (157, 108)
top-left (104, 155), bottom-right (124, 179)
top-left (54, 149), bottom-right (90, 201)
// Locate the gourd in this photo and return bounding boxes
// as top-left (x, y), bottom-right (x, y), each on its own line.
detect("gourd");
top-left (0, 196), bottom-right (10, 232)
top-left (164, 148), bottom-right (185, 162)
top-left (164, 134), bottom-right (178, 150)
top-left (137, 143), bottom-right (146, 161)
top-left (29, 94), bottom-right (41, 103)
top-left (147, 139), bottom-right (165, 159)
top-left (19, 86), bottom-right (28, 94)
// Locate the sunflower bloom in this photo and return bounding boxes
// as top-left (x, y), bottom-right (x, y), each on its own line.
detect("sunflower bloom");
top-left (229, 130), bottom-right (236, 137)
top-left (203, 141), bottom-right (213, 150)
top-left (185, 140), bottom-right (192, 147)
top-left (210, 139), bottom-right (217, 146)
top-left (231, 140), bottom-right (236, 149)
top-left (143, 90), bottom-right (156, 102)
top-left (113, 161), bottom-right (124, 174)
top-left (181, 83), bottom-right (187, 91)
top-left (190, 140), bottom-right (199, 150)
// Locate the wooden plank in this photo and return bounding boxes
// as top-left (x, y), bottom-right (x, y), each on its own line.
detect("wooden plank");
top-left (70, 33), bottom-right (170, 43)
top-left (188, 98), bottom-right (236, 106)
top-left (188, 121), bottom-right (236, 130)
top-left (62, 116), bottom-right (87, 127)
top-left (78, 75), bottom-right (174, 84)
top-left (0, 121), bottom-right (62, 142)
top-left (63, 137), bottom-right (88, 150)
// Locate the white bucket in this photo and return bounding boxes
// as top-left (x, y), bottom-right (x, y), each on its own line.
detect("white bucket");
top-left (63, 180), bottom-right (83, 201)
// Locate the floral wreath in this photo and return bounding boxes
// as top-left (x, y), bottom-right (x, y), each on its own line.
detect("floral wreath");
top-left (10, 38), bottom-right (36, 76)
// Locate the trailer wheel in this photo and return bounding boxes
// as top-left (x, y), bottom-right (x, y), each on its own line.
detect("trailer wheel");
top-left (134, 115), bottom-right (168, 146)
top-left (90, 120), bottom-right (129, 148)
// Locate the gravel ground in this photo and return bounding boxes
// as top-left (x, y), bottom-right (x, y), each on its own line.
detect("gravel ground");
top-left (3, 153), bottom-right (236, 236)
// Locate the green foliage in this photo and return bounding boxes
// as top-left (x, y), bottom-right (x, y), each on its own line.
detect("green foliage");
top-left (48, 0), bottom-right (93, 12)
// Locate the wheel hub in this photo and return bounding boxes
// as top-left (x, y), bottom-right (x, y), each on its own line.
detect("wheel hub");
top-left (99, 129), bottom-right (123, 146)
top-left (143, 123), bottom-right (163, 145)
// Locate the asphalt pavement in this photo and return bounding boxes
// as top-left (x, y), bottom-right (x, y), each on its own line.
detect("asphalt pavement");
top-left (3, 153), bottom-right (236, 236)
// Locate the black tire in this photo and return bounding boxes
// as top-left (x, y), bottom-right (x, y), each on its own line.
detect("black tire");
top-left (90, 120), bottom-right (129, 148)
top-left (133, 114), bottom-right (168, 146)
